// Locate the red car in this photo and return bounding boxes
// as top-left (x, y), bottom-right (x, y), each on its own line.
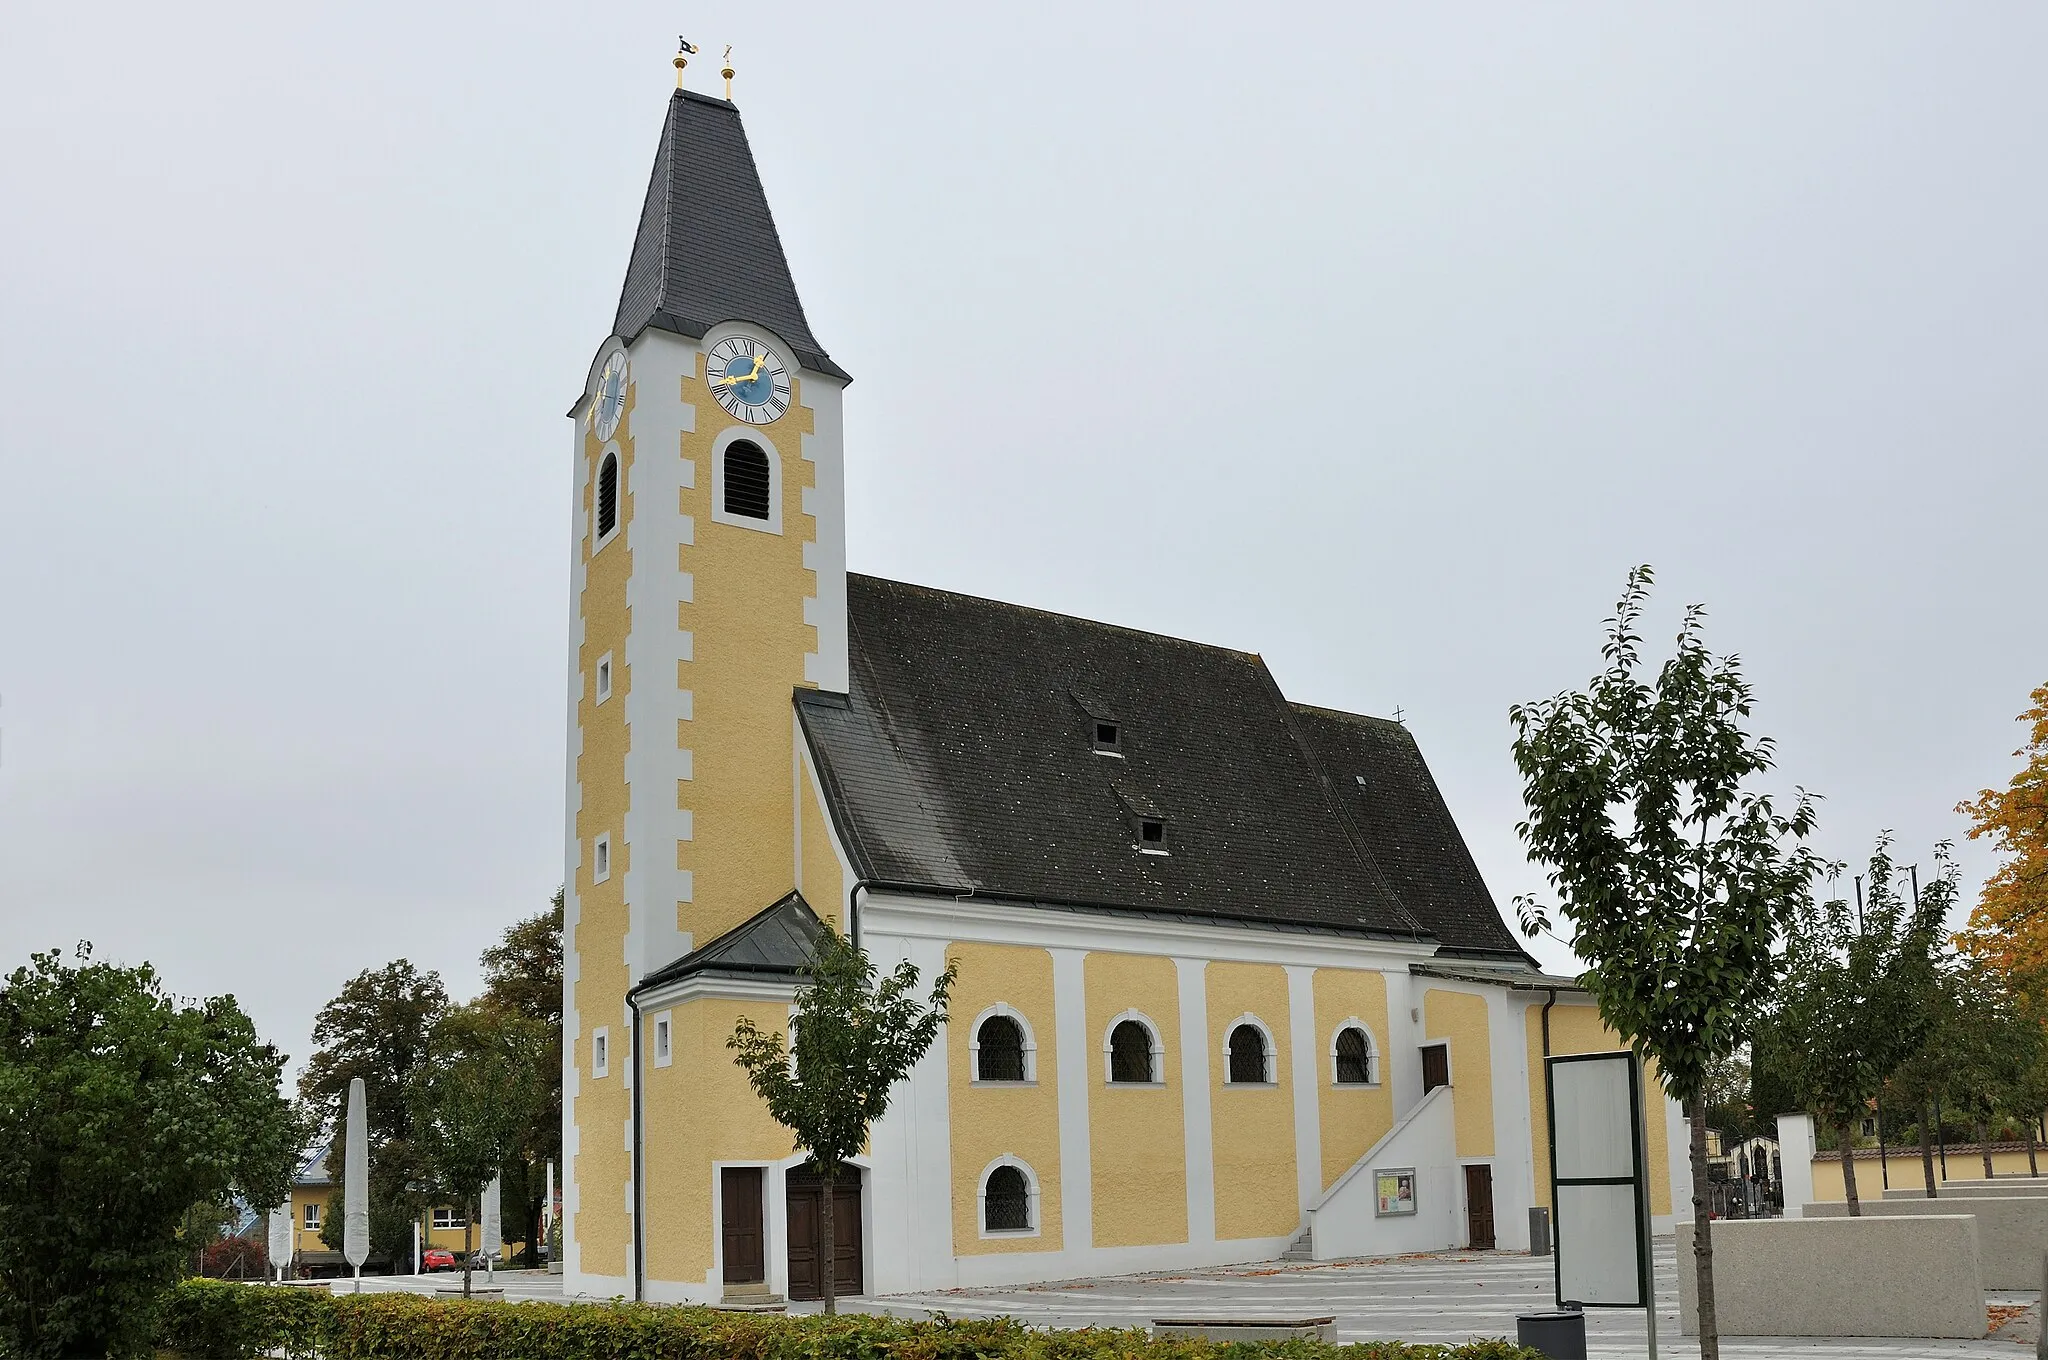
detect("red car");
top-left (421, 1248), bottom-right (457, 1273)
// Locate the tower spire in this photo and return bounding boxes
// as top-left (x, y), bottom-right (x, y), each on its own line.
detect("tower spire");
top-left (721, 46), bottom-right (735, 101)
top-left (674, 36), bottom-right (697, 89)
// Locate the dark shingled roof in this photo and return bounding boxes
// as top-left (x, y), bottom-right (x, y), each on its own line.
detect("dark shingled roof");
top-left (633, 891), bottom-right (824, 994)
top-left (1288, 705), bottom-right (1526, 957)
top-left (795, 576), bottom-right (1529, 958)
top-left (614, 90), bottom-right (847, 381)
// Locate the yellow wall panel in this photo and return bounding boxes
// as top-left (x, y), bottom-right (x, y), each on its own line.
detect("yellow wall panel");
top-left (1206, 962), bottom-right (1298, 1241)
top-left (571, 375), bottom-right (638, 1279)
top-left (1424, 989), bottom-right (1495, 1158)
top-left (946, 943), bottom-right (1062, 1254)
top-left (1085, 953), bottom-right (1188, 1248)
top-left (639, 995), bottom-right (801, 1285)
top-left (798, 761), bottom-right (845, 935)
top-left (1312, 969), bottom-right (1395, 1191)
top-left (1523, 1002), bottom-right (1672, 1216)
top-left (675, 364), bottom-right (819, 950)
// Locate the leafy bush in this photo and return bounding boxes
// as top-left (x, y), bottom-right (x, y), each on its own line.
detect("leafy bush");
top-left (153, 1281), bottom-right (1542, 1360)
top-left (155, 1279), bottom-right (328, 1360)
top-left (199, 1234), bottom-right (270, 1280)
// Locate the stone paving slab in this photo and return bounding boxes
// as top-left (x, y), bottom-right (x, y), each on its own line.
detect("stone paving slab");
top-left (865, 1240), bottom-right (2038, 1358)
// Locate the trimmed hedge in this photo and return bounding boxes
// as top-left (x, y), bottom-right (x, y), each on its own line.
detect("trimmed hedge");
top-left (153, 1279), bottom-right (1543, 1360)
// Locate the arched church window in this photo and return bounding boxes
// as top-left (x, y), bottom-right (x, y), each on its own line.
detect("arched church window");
top-left (1109, 1020), bottom-right (1154, 1083)
top-left (723, 441), bottom-right (772, 520)
top-left (596, 452), bottom-right (620, 539)
top-left (976, 1015), bottom-right (1026, 1082)
top-left (1334, 1026), bottom-right (1374, 1084)
top-left (1227, 1023), bottom-right (1270, 1084)
top-left (983, 1164), bottom-right (1031, 1232)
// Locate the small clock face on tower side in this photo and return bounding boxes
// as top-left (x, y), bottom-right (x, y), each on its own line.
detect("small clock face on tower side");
top-left (592, 351), bottom-right (628, 441)
top-left (707, 337), bottom-right (791, 425)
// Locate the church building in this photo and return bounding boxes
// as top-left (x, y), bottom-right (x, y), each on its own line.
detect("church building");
top-left (563, 74), bottom-right (1691, 1305)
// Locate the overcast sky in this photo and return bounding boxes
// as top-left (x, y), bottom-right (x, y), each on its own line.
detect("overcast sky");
top-left (3, 4), bottom-right (2043, 1076)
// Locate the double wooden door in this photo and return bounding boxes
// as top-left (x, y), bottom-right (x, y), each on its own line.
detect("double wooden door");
top-left (784, 1164), bottom-right (862, 1300)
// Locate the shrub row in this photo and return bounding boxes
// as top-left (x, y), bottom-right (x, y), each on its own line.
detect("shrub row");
top-left (154, 1279), bottom-right (1544, 1360)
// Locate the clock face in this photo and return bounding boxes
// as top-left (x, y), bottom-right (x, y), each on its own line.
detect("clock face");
top-left (707, 337), bottom-right (791, 425)
top-left (592, 351), bottom-right (628, 441)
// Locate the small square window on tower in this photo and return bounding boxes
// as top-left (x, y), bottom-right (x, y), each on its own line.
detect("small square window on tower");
top-left (596, 654), bottom-right (613, 704)
top-left (1093, 721), bottom-right (1121, 754)
top-left (653, 1012), bottom-right (673, 1068)
top-left (593, 834), bottom-right (611, 884)
top-left (1138, 818), bottom-right (1168, 853)
top-left (592, 1027), bottom-right (610, 1079)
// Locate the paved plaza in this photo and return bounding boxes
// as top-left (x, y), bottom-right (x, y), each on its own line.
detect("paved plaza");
top-left (335, 1241), bottom-right (2037, 1359)
top-left (867, 1240), bottom-right (2038, 1359)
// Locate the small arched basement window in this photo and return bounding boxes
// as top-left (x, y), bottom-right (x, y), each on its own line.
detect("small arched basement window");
top-left (596, 452), bottom-right (620, 539)
top-left (983, 1165), bottom-right (1031, 1232)
top-left (1334, 1026), bottom-right (1374, 1084)
top-left (976, 1015), bottom-right (1026, 1082)
top-left (1109, 1019), bottom-right (1155, 1084)
top-left (723, 441), bottom-right (771, 520)
top-left (1227, 1023), bottom-right (1270, 1084)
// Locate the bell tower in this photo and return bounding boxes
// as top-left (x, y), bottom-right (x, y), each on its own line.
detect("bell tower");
top-left (561, 68), bottom-right (848, 1294)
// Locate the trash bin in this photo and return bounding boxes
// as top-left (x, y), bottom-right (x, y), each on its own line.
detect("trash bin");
top-left (1515, 1309), bottom-right (1586, 1359)
top-left (1528, 1206), bottom-right (1552, 1256)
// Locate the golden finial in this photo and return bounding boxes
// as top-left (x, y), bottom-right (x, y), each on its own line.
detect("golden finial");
top-left (721, 46), bottom-right (735, 100)
top-left (674, 36), bottom-right (698, 89)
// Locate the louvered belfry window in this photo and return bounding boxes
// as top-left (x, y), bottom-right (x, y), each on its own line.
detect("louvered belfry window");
top-left (984, 1165), bottom-right (1030, 1231)
top-left (976, 1015), bottom-right (1026, 1082)
top-left (1109, 1020), bottom-right (1154, 1083)
top-left (1228, 1024), bottom-right (1268, 1084)
top-left (597, 453), bottom-right (620, 538)
top-left (1335, 1027), bottom-right (1373, 1084)
top-left (723, 441), bottom-right (772, 519)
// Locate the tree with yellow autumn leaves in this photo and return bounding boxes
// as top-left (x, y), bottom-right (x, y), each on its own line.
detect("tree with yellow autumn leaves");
top-left (1957, 683), bottom-right (2048, 979)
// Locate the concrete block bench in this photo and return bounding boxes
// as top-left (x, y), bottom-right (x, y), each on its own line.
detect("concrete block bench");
top-left (1882, 1180), bottom-right (2048, 1199)
top-left (1808, 1196), bottom-right (2048, 1289)
top-left (1152, 1317), bottom-right (1337, 1342)
top-left (1676, 1217), bottom-right (1983, 1339)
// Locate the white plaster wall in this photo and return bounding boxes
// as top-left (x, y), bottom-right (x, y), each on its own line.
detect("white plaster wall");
top-left (1485, 988), bottom-right (1535, 1250)
top-left (1662, 1090), bottom-right (1693, 1233)
top-left (1777, 1114), bottom-right (1816, 1220)
top-left (1307, 1086), bottom-right (1463, 1258)
top-left (860, 931), bottom-right (956, 1296)
top-left (795, 368), bottom-right (848, 693)
top-left (621, 329), bottom-right (700, 984)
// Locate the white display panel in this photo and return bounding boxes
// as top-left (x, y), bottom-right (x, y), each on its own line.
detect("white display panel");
top-left (1552, 1054), bottom-right (1636, 1180)
top-left (1556, 1181), bottom-right (1643, 1306)
top-left (1546, 1050), bottom-right (1649, 1313)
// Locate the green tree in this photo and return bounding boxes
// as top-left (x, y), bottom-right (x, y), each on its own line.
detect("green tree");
top-left (1753, 836), bottom-right (1952, 1214)
top-left (478, 889), bottom-right (563, 1266)
top-left (299, 960), bottom-right (448, 1263)
top-left (1996, 1014), bottom-right (2048, 1176)
top-left (0, 946), bottom-right (300, 1359)
top-left (1510, 567), bottom-right (1826, 1360)
top-left (409, 1002), bottom-right (553, 1296)
top-left (728, 930), bottom-right (955, 1314)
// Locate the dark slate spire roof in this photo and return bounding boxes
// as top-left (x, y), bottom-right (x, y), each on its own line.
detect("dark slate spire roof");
top-left (614, 90), bottom-right (847, 381)
top-left (796, 576), bottom-right (1531, 959)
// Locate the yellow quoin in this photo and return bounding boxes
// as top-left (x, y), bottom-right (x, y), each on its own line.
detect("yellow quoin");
top-left (561, 80), bottom-right (1692, 1305)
